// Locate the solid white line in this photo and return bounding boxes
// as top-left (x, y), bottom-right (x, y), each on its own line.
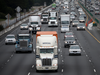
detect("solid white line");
top-left (89, 60), bottom-right (91, 62)
top-left (7, 60), bottom-right (9, 62)
top-left (32, 65), bottom-right (34, 68)
top-left (61, 55), bottom-right (62, 57)
top-left (62, 60), bottom-right (64, 62)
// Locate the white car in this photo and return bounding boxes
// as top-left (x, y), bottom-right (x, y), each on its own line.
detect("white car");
top-left (5, 34), bottom-right (16, 45)
top-left (69, 45), bottom-right (81, 55)
top-left (61, 26), bottom-right (69, 33)
top-left (70, 15), bottom-right (75, 20)
top-left (20, 24), bottom-right (28, 30)
top-left (78, 8), bottom-right (83, 12)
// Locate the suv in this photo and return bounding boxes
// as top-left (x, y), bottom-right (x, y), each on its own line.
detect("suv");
top-left (64, 37), bottom-right (76, 47)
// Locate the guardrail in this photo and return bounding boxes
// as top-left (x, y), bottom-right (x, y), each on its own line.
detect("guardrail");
top-left (78, 1), bottom-right (100, 24)
top-left (0, 4), bottom-right (52, 36)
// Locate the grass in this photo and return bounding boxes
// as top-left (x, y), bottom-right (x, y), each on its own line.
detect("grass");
top-left (0, 19), bottom-right (6, 22)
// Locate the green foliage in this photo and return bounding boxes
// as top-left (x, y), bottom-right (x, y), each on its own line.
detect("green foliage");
top-left (0, 12), bottom-right (6, 19)
top-left (0, 25), bottom-right (4, 31)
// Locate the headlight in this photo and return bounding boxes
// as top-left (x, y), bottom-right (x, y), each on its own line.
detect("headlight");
top-left (5, 39), bottom-right (7, 41)
top-left (49, 22), bottom-right (50, 24)
top-left (65, 41), bottom-right (67, 43)
top-left (77, 27), bottom-right (80, 28)
top-left (36, 64), bottom-right (41, 66)
top-left (56, 22), bottom-right (57, 24)
top-left (41, 19), bottom-right (43, 21)
top-left (83, 27), bottom-right (85, 28)
top-left (25, 26), bottom-right (28, 28)
top-left (37, 27), bottom-right (40, 30)
top-left (20, 26), bottom-right (23, 28)
top-left (65, 36), bottom-right (67, 37)
top-left (73, 23), bottom-right (75, 25)
top-left (13, 39), bottom-right (16, 41)
top-left (53, 64), bottom-right (57, 66)
top-left (73, 41), bottom-right (76, 43)
top-left (29, 28), bottom-right (32, 31)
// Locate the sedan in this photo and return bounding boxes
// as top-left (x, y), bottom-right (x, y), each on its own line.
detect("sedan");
top-left (70, 15), bottom-right (75, 20)
top-left (71, 7), bottom-right (75, 11)
top-left (5, 34), bottom-right (16, 45)
top-left (78, 8), bottom-right (83, 12)
top-left (72, 20), bottom-right (79, 27)
top-left (77, 23), bottom-right (85, 30)
top-left (70, 12), bottom-right (77, 16)
top-left (79, 17), bottom-right (85, 22)
top-left (20, 24), bottom-right (28, 30)
top-left (90, 8), bottom-right (94, 12)
top-left (69, 45), bottom-right (81, 55)
top-left (95, 11), bottom-right (100, 15)
top-left (61, 26), bottom-right (69, 33)
top-left (64, 32), bottom-right (74, 38)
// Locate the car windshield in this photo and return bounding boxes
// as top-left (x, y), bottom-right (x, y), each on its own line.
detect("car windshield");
top-left (62, 26), bottom-right (69, 28)
top-left (73, 20), bottom-right (79, 23)
top-left (61, 21), bottom-right (69, 24)
top-left (19, 36), bottom-right (30, 39)
top-left (40, 49), bottom-right (54, 53)
top-left (7, 35), bottom-right (15, 38)
top-left (65, 32), bottom-right (73, 35)
top-left (70, 46), bottom-right (80, 49)
top-left (78, 23), bottom-right (84, 26)
top-left (21, 24), bottom-right (27, 26)
top-left (65, 37), bottom-right (75, 40)
top-left (31, 22), bottom-right (38, 24)
top-left (49, 17), bottom-right (56, 20)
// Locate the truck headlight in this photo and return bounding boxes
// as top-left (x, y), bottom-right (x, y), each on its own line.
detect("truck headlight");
top-left (73, 41), bottom-right (76, 44)
top-left (36, 64), bottom-right (41, 66)
top-left (41, 19), bottom-right (43, 21)
top-left (53, 64), bottom-right (57, 66)
top-left (29, 28), bottom-right (32, 31)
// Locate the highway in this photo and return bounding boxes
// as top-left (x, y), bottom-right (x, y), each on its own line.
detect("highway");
top-left (0, 1), bottom-right (100, 75)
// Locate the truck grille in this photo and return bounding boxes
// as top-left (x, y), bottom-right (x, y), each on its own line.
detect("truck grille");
top-left (51, 21), bottom-right (55, 24)
top-left (33, 27), bottom-right (36, 30)
top-left (42, 59), bottom-right (52, 66)
top-left (44, 18), bottom-right (47, 21)
top-left (20, 40), bottom-right (27, 47)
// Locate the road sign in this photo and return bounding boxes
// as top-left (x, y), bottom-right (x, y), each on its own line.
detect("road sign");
top-left (5, 14), bottom-right (11, 19)
top-left (15, 6), bottom-right (22, 13)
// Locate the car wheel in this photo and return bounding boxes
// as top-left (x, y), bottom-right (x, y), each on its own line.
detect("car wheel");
top-left (5, 43), bottom-right (7, 45)
top-left (64, 45), bottom-right (66, 48)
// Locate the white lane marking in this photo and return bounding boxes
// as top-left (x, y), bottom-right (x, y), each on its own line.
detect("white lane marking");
top-left (86, 55), bottom-right (88, 57)
top-left (62, 60), bottom-right (64, 62)
top-left (61, 55), bottom-right (62, 57)
top-left (32, 65), bottom-right (34, 68)
top-left (7, 60), bottom-right (9, 62)
top-left (28, 72), bottom-right (30, 75)
top-left (89, 60), bottom-right (91, 62)
top-left (94, 69), bottom-right (96, 72)
top-left (11, 55), bottom-right (13, 57)
top-left (62, 69), bottom-right (63, 72)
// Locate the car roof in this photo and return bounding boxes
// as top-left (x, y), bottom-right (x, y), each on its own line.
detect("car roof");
top-left (7, 34), bottom-right (15, 36)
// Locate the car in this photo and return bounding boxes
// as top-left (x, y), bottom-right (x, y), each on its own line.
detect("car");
top-left (76, 5), bottom-right (80, 9)
top-left (78, 8), bottom-right (83, 12)
top-left (5, 34), bottom-right (16, 45)
top-left (20, 23), bottom-right (28, 30)
top-left (79, 11), bottom-right (85, 15)
top-left (77, 23), bottom-right (85, 30)
top-left (70, 12), bottom-right (77, 16)
top-left (94, 7), bottom-right (99, 11)
top-left (64, 32), bottom-right (74, 38)
top-left (71, 7), bottom-right (75, 11)
top-left (79, 16), bottom-right (85, 22)
top-left (90, 8), bottom-right (94, 12)
top-left (72, 20), bottom-right (79, 27)
top-left (64, 37), bottom-right (76, 47)
top-left (70, 15), bottom-right (75, 20)
top-left (61, 26), bottom-right (69, 33)
top-left (69, 45), bottom-right (81, 55)
top-left (95, 11), bottom-right (100, 15)
top-left (63, 8), bottom-right (69, 14)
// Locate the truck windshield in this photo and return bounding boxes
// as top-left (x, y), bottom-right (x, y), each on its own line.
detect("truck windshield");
top-left (31, 22), bottom-right (38, 24)
top-left (42, 15), bottom-right (48, 17)
top-left (49, 17), bottom-right (56, 20)
top-left (61, 21), bottom-right (69, 24)
top-left (19, 36), bottom-right (29, 39)
top-left (40, 49), bottom-right (54, 53)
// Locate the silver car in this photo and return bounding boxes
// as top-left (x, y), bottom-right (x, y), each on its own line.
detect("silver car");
top-left (5, 34), bottom-right (16, 45)
top-left (77, 23), bottom-right (85, 30)
top-left (69, 45), bottom-right (81, 55)
top-left (79, 17), bottom-right (85, 22)
top-left (20, 24), bottom-right (28, 30)
top-left (72, 20), bottom-right (79, 27)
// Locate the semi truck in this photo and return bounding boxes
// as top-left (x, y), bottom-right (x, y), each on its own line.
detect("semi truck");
top-left (15, 34), bottom-right (33, 53)
top-left (41, 12), bottom-right (49, 24)
top-left (48, 11), bottom-right (58, 27)
top-left (28, 15), bottom-right (41, 34)
top-left (36, 31), bottom-right (59, 72)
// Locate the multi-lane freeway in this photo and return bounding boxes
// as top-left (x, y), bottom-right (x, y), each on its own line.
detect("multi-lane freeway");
top-left (0, 0), bottom-right (100, 75)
